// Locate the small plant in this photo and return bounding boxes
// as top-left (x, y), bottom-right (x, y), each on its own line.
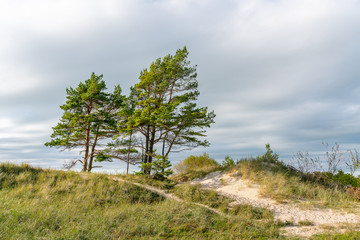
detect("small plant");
top-left (222, 155), bottom-right (235, 168)
top-left (261, 144), bottom-right (279, 164)
top-left (135, 156), bottom-right (172, 180)
top-left (298, 220), bottom-right (314, 226)
top-left (293, 151), bottom-right (321, 173)
top-left (347, 149), bottom-right (360, 176)
top-left (220, 178), bottom-right (226, 185)
top-left (323, 142), bottom-right (343, 174)
top-left (152, 156), bottom-right (173, 179)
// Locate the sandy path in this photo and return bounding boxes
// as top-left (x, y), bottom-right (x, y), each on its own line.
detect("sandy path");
top-left (191, 171), bottom-right (360, 237)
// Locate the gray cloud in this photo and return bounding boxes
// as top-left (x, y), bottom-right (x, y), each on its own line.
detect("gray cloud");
top-left (1, 0), bottom-right (360, 171)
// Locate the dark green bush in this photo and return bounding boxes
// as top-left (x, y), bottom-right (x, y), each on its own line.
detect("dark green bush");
top-left (330, 170), bottom-right (360, 187)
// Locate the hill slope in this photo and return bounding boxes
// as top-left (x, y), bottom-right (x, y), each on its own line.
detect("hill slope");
top-left (0, 163), bottom-right (281, 239)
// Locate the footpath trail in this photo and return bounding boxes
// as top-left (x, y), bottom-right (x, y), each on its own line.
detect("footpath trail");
top-left (110, 176), bottom-right (224, 216)
top-left (190, 171), bottom-right (360, 238)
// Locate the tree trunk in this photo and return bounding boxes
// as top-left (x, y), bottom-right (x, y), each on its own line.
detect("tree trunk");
top-left (126, 133), bottom-right (132, 174)
top-left (83, 124), bottom-right (91, 172)
top-left (83, 101), bottom-right (93, 172)
top-left (88, 134), bottom-right (99, 172)
top-left (148, 125), bottom-right (156, 168)
top-left (143, 125), bottom-right (150, 174)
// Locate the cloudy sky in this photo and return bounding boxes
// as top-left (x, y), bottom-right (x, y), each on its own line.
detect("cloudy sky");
top-left (1, 0), bottom-right (360, 173)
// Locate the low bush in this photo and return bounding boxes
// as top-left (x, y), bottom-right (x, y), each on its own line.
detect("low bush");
top-left (222, 155), bottom-right (235, 168)
top-left (329, 170), bottom-right (360, 188)
top-left (171, 153), bottom-right (221, 182)
top-left (173, 153), bottom-right (220, 174)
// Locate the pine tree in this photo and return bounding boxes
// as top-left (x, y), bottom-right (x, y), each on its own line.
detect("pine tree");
top-left (126, 47), bottom-right (216, 174)
top-left (45, 73), bottom-right (124, 172)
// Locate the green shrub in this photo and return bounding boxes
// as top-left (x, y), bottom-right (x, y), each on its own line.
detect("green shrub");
top-left (222, 155), bottom-right (235, 168)
top-left (172, 153), bottom-right (219, 174)
top-left (331, 170), bottom-right (360, 187)
top-left (259, 144), bottom-right (279, 164)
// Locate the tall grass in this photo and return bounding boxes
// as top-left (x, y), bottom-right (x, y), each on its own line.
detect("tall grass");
top-left (0, 163), bottom-right (283, 239)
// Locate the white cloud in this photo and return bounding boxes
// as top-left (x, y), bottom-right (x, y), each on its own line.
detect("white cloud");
top-left (0, 118), bottom-right (14, 129)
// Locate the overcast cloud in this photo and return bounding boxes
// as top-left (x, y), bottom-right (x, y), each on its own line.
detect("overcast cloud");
top-left (1, 0), bottom-right (360, 172)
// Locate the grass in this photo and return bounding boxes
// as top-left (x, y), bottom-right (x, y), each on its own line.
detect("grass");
top-left (4, 151), bottom-right (360, 239)
top-left (170, 184), bottom-right (232, 211)
top-left (171, 153), bottom-right (222, 182)
top-left (231, 157), bottom-right (358, 210)
top-left (298, 220), bottom-right (314, 226)
top-left (119, 173), bottom-right (176, 190)
top-left (169, 151), bottom-right (360, 238)
top-left (0, 162), bottom-right (284, 239)
top-left (171, 153), bottom-right (356, 209)
top-left (312, 228), bottom-right (360, 240)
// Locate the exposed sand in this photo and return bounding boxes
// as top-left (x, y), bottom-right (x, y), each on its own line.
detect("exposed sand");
top-left (190, 171), bottom-right (360, 238)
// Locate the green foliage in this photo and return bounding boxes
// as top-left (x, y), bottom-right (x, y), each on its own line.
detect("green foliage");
top-left (260, 144), bottom-right (280, 164)
top-left (45, 72), bottom-right (125, 172)
top-left (222, 155), bottom-right (235, 168)
top-left (173, 153), bottom-right (220, 174)
top-left (126, 47), bottom-right (215, 174)
top-left (327, 170), bottom-right (360, 188)
top-left (152, 156), bottom-right (173, 178)
top-left (101, 91), bottom-right (141, 174)
top-left (171, 153), bottom-right (221, 182)
top-left (135, 156), bottom-right (173, 180)
top-left (46, 48), bottom-right (216, 175)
